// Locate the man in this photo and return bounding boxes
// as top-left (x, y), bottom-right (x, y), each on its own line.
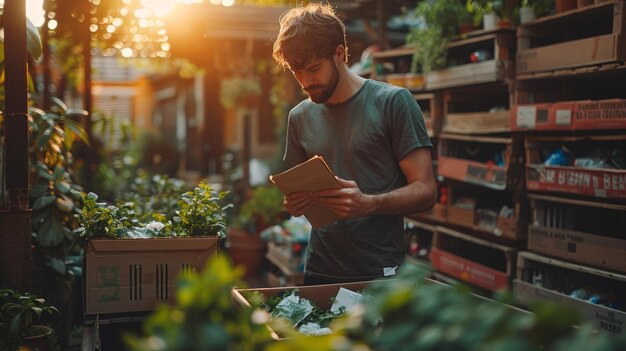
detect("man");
top-left (273, 3), bottom-right (436, 285)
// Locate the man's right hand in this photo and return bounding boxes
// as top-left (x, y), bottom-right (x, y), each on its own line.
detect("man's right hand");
top-left (283, 191), bottom-right (315, 217)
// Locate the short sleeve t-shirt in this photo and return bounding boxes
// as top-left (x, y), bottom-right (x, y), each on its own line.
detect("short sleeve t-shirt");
top-left (283, 79), bottom-right (432, 281)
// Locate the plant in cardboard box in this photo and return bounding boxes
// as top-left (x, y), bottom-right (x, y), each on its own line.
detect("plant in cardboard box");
top-left (125, 255), bottom-right (273, 351)
top-left (0, 289), bottom-right (59, 351)
top-left (76, 182), bottom-right (232, 314)
top-left (266, 262), bottom-right (626, 351)
top-left (76, 181), bottom-right (230, 239)
top-left (227, 185), bottom-right (287, 278)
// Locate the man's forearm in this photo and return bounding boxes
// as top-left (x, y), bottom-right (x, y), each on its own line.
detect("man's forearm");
top-left (370, 181), bottom-right (437, 216)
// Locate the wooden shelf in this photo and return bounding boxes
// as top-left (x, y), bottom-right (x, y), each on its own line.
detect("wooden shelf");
top-left (517, 1), bottom-right (626, 75)
top-left (515, 251), bottom-right (626, 335)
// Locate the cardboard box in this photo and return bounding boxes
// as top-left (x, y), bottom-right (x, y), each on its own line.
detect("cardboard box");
top-left (515, 279), bottom-right (626, 336)
top-left (528, 226), bottom-right (626, 274)
top-left (514, 251), bottom-right (626, 336)
top-left (438, 134), bottom-right (513, 190)
top-left (84, 237), bottom-right (219, 315)
top-left (528, 194), bottom-right (626, 273)
top-left (525, 135), bottom-right (626, 199)
top-left (431, 248), bottom-right (510, 291)
top-left (232, 281), bottom-right (371, 339)
top-left (432, 226), bottom-right (515, 292)
top-left (511, 99), bottom-right (626, 131)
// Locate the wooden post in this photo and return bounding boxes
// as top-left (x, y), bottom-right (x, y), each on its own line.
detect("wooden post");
top-left (1, 0), bottom-right (32, 290)
top-left (4, 0), bottom-right (29, 203)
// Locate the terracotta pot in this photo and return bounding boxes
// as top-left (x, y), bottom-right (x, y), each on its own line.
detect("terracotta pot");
top-left (227, 228), bottom-right (266, 278)
top-left (21, 325), bottom-right (54, 351)
top-left (556, 0), bottom-right (577, 13)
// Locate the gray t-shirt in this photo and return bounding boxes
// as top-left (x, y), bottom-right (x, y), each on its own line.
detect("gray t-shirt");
top-left (283, 79), bottom-right (432, 281)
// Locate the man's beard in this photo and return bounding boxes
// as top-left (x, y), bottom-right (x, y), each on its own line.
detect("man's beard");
top-left (305, 60), bottom-right (340, 104)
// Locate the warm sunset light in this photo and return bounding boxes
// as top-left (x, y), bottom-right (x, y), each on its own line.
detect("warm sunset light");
top-left (141, 0), bottom-right (176, 17)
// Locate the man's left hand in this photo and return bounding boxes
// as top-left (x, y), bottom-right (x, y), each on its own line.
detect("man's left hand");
top-left (314, 177), bottom-right (376, 219)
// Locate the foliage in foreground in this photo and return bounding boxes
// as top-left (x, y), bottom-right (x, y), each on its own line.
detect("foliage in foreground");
top-left (125, 255), bottom-right (273, 351)
top-left (128, 256), bottom-right (626, 351)
top-left (269, 263), bottom-right (626, 351)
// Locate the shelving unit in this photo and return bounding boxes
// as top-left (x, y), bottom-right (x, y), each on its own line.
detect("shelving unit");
top-left (508, 1), bottom-right (626, 335)
top-left (375, 3), bottom-right (626, 304)
top-left (371, 27), bottom-right (524, 293)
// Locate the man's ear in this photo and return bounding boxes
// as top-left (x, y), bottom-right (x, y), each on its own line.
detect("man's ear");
top-left (334, 45), bottom-right (345, 63)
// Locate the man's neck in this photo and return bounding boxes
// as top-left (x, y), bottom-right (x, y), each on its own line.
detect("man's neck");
top-left (326, 66), bottom-right (366, 105)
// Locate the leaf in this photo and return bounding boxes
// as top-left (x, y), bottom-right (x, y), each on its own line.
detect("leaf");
top-left (30, 183), bottom-right (50, 198)
top-left (28, 107), bottom-right (47, 119)
top-left (55, 181), bottom-right (70, 194)
top-left (33, 195), bottom-right (55, 210)
top-left (36, 125), bottom-right (54, 150)
top-left (65, 108), bottom-right (89, 118)
top-left (50, 257), bottom-right (67, 275)
top-left (37, 216), bottom-right (66, 247)
top-left (25, 17), bottom-right (43, 60)
top-left (64, 118), bottom-right (89, 145)
top-left (51, 97), bottom-right (68, 113)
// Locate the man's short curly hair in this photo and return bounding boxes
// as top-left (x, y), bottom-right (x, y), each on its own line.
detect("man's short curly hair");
top-left (273, 3), bottom-right (348, 70)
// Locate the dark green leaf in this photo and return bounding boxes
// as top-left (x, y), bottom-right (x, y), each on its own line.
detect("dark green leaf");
top-left (33, 195), bottom-right (55, 210)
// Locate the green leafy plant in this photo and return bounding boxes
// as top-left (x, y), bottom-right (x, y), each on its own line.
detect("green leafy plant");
top-left (173, 182), bottom-right (232, 238)
top-left (220, 75), bottom-right (262, 109)
top-left (407, 0), bottom-right (470, 73)
top-left (121, 172), bottom-right (188, 223)
top-left (467, 0), bottom-right (519, 22)
top-left (0, 289), bottom-right (58, 351)
top-left (407, 26), bottom-right (450, 73)
top-left (75, 192), bottom-right (142, 239)
top-left (76, 182), bottom-right (231, 239)
top-left (521, 0), bottom-right (555, 17)
top-left (125, 254), bottom-right (272, 351)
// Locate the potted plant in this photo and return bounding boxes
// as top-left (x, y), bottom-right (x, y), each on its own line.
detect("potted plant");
top-left (227, 185), bottom-right (287, 278)
top-left (467, 0), bottom-right (519, 28)
top-left (407, 0), bottom-right (472, 74)
top-left (220, 75), bottom-right (262, 110)
top-left (0, 289), bottom-right (59, 351)
top-left (75, 182), bottom-right (232, 314)
top-left (520, 0), bottom-right (555, 23)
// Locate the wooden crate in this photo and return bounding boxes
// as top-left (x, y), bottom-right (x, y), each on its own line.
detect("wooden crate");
top-left (265, 243), bottom-right (305, 287)
top-left (414, 92), bottom-right (443, 137)
top-left (431, 226), bottom-right (516, 291)
top-left (517, 1), bottom-right (626, 75)
top-left (515, 251), bottom-right (626, 336)
top-left (525, 134), bottom-right (626, 199)
top-left (438, 133), bottom-right (523, 191)
top-left (528, 194), bottom-right (626, 273)
top-left (446, 183), bottom-right (524, 241)
top-left (427, 28), bottom-right (516, 90)
top-left (443, 110), bottom-right (511, 134)
top-left (512, 99), bottom-right (626, 131)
